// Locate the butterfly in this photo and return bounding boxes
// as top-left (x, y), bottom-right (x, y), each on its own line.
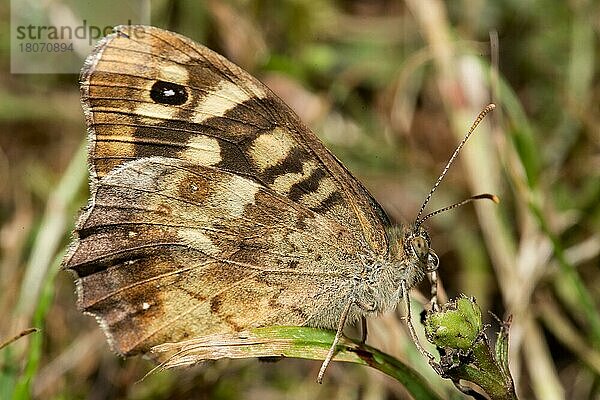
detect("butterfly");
top-left (63, 25), bottom-right (495, 382)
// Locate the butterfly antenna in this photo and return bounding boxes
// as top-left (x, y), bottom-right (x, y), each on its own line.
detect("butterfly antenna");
top-left (418, 193), bottom-right (499, 227)
top-left (414, 104), bottom-right (496, 230)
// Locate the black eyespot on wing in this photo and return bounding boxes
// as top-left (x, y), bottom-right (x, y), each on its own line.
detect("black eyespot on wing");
top-left (150, 81), bottom-right (188, 105)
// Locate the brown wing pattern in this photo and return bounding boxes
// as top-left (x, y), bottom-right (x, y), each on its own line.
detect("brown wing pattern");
top-left (66, 25), bottom-right (392, 357)
top-left (80, 25), bottom-right (390, 252)
top-left (67, 158), bottom-right (363, 356)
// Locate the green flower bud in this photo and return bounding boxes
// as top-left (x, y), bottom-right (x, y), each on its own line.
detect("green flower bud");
top-left (424, 296), bottom-right (483, 350)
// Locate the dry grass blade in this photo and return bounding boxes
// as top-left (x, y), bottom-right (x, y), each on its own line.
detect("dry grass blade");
top-left (0, 329), bottom-right (39, 351)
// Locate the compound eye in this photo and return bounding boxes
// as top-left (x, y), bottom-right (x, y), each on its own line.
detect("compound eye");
top-left (411, 236), bottom-right (429, 261)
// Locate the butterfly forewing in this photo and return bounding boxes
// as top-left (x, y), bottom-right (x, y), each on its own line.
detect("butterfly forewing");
top-left (66, 25), bottom-right (395, 357)
top-left (81, 25), bottom-right (389, 251)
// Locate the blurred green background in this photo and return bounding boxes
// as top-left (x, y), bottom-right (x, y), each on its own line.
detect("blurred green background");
top-left (1, 0), bottom-right (599, 399)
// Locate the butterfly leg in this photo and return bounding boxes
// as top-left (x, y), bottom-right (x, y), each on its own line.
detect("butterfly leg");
top-left (360, 316), bottom-right (368, 344)
top-left (400, 280), bottom-right (435, 363)
top-left (428, 270), bottom-right (440, 311)
top-left (317, 299), bottom-right (353, 384)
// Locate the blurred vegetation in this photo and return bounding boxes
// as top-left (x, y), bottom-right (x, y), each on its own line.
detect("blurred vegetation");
top-left (1, 0), bottom-right (599, 399)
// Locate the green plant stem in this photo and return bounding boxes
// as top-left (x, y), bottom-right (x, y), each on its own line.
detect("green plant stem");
top-left (153, 326), bottom-right (444, 400)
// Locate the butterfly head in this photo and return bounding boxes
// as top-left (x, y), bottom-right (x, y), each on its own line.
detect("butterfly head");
top-left (386, 225), bottom-right (439, 281)
top-left (406, 227), bottom-right (439, 273)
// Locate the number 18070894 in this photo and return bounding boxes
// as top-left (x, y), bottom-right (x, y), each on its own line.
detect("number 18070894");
top-left (19, 42), bottom-right (74, 52)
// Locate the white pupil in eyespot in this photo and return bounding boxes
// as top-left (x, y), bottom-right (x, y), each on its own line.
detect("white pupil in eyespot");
top-left (163, 89), bottom-right (175, 97)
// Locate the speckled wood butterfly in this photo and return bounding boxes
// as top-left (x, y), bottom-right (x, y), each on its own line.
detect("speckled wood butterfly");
top-left (63, 25), bottom-right (495, 382)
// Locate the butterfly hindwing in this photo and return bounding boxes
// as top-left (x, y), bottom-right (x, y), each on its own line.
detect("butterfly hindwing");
top-left (68, 157), bottom-right (364, 356)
